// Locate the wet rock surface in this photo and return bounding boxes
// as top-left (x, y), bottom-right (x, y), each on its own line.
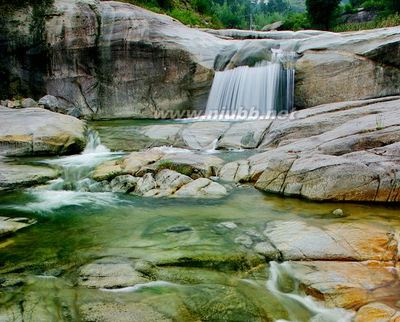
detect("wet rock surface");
top-left (94, 96), bottom-right (400, 203)
top-left (93, 149), bottom-right (227, 198)
top-left (288, 261), bottom-right (400, 310)
top-left (78, 258), bottom-right (149, 289)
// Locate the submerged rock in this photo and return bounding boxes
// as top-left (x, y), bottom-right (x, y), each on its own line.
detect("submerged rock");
top-left (332, 208), bottom-right (345, 217)
top-left (79, 302), bottom-right (172, 322)
top-left (166, 225), bottom-right (193, 234)
top-left (0, 216), bottom-right (36, 239)
top-left (0, 108), bottom-right (86, 156)
top-left (78, 258), bottom-right (149, 289)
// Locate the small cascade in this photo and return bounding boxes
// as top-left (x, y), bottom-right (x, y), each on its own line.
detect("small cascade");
top-left (267, 262), bottom-right (354, 322)
top-left (44, 129), bottom-right (122, 191)
top-left (83, 129), bottom-right (110, 154)
top-left (205, 50), bottom-right (296, 119)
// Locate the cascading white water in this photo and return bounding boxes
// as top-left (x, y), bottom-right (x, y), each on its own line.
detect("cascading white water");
top-left (43, 129), bottom-right (122, 191)
top-left (17, 129), bottom-right (124, 212)
top-left (267, 262), bottom-right (354, 322)
top-left (205, 49), bottom-right (296, 119)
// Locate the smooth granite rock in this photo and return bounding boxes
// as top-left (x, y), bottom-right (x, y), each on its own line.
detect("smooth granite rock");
top-left (0, 108), bottom-right (86, 156)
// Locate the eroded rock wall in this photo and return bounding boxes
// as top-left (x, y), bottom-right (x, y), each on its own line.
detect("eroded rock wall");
top-left (1, 0), bottom-right (224, 119)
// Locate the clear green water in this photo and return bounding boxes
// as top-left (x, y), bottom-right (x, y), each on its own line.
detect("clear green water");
top-left (0, 120), bottom-right (399, 321)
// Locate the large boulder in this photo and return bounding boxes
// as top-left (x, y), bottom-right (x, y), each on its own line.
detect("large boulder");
top-left (0, 108), bottom-right (86, 156)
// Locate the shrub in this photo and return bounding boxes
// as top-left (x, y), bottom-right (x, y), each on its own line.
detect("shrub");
top-left (170, 8), bottom-right (202, 25)
top-left (332, 13), bottom-right (400, 31)
top-left (282, 12), bottom-right (311, 30)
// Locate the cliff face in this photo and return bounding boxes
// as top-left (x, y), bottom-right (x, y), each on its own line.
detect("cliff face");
top-left (210, 28), bottom-right (400, 109)
top-left (1, 0), bottom-right (225, 119)
top-left (1, 0), bottom-right (400, 119)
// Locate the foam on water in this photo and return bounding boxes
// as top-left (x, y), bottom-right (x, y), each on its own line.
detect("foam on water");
top-left (12, 190), bottom-right (121, 213)
top-left (8, 129), bottom-right (127, 213)
top-left (45, 130), bottom-right (123, 170)
top-left (100, 281), bottom-right (176, 293)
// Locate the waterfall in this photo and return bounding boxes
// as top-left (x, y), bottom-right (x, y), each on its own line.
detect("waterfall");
top-left (266, 262), bottom-right (354, 322)
top-left (205, 50), bottom-right (296, 119)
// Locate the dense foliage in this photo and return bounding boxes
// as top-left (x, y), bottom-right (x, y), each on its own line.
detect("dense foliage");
top-left (121, 0), bottom-right (399, 31)
top-left (1, 0), bottom-right (399, 32)
top-left (120, 0), bottom-right (305, 29)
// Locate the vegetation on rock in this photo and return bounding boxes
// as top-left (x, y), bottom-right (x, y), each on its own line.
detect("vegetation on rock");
top-left (119, 0), bottom-right (399, 31)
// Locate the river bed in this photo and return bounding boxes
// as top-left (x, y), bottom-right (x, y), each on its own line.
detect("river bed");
top-left (0, 120), bottom-right (399, 321)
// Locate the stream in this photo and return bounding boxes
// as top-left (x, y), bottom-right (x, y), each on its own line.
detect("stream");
top-left (1, 120), bottom-right (399, 321)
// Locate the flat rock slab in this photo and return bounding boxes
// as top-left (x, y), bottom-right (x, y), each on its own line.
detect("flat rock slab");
top-left (78, 258), bottom-right (149, 289)
top-left (288, 261), bottom-right (400, 310)
top-left (262, 221), bottom-right (397, 261)
top-left (0, 216), bottom-right (36, 239)
top-left (0, 161), bottom-right (59, 191)
top-left (217, 120), bottom-right (271, 150)
top-left (0, 108), bottom-right (86, 156)
top-left (251, 97), bottom-right (400, 202)
top-left (138, 120), bottom-right (272, 151)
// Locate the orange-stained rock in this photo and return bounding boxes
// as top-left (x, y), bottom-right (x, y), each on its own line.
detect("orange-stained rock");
top-left (355, 303), bottom-right (400, 322)
top-left (289, 261), bottom-right (400, 310)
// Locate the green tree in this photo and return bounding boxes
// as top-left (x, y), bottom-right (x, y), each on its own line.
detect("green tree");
top-left (386, 0), bottom-right (400, 13)
top-left (306, 0), bottom-right (341, 29)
